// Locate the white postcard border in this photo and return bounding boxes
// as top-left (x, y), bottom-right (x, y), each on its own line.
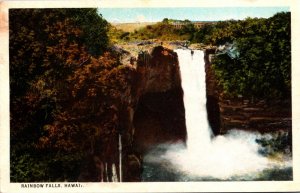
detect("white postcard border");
top-left (1, 0), bottom-right (299, 192)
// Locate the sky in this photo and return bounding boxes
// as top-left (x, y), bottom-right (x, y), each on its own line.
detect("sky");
top-left (98, 7), bottom-right (289, 23)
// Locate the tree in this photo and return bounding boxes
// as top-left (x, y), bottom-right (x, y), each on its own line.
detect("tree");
top-left (162, 18), bottom-right (169, 23)
top-left (9, 8), bottom-right (120, 182)
top-left (210, 12), bottom-right (291, 99)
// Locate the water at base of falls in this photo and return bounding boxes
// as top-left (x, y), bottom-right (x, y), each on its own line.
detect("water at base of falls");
top-left (142, 141), bottom-right (292, 181)
top-left (142, 49), bottom-right (292, 181)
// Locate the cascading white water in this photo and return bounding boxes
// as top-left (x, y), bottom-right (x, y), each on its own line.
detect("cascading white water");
top-left (152, 49), bottom-right (292, 179)
top-left (176, 49), bottom-right (212, 151)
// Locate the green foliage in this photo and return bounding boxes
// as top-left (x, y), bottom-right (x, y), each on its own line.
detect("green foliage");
top-left (129, 22), bottom-right (175, 40)
top-left (256, 131), bottom-right (292, 156)
top-left (193, 24), bottom-right (215, 44)
top-left (107, 24), bottom-right (128, 43)
top-left (65, 9), bottom-right (109, 56)
top-left (11, 152), bottom-right (47, 182)
top-left (207, 12), bottom-right (291, 99)
top-left (255, 167), bottom-right (292, 181)
top-left (11, 148), bottom-right (84, 182)
top-left (113, 19), bottom-right (196, 41)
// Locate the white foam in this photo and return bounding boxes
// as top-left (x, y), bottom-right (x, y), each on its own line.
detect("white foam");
top-left (151, 49), bottom-right (292, 179)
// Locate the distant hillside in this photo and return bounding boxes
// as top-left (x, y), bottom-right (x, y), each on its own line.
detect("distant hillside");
top-left (112, 22), bottom-right (157, 32)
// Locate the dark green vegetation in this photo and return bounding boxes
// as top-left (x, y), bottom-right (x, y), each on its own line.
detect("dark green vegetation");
top-left (256, 131), bottom-right (292, 156)
top-left (205, 12), bottom-right (291, 99)
top-left (110, 18), bottom-right (197, 42)
top-left (114, 12), bottom-right (290, 99)
top-left (10, 8), bottom-right (132, 182)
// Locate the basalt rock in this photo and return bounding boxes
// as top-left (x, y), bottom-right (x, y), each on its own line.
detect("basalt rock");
top-left (127, 46), bottom-right (186, 180)
top-left (132, 46), bottom-right (186, 154)
top-left (204, 48), bottom-right (221, 135)
top-left (79, 46), bottom-right (186, 182)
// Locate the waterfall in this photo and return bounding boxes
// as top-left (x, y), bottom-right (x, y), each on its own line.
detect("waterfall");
top-left (142, 49), bottom-right (291, 181)
top-left (105, 163), bottom-right (109, 182)
top-left (176, 49), bottom-right (212, 151)
top-left (119, 134), bottom-right (122, 182)
top-left (111, 164), bottom-right (118, 182)
top-left (154, 49), bottom-right (291, 179)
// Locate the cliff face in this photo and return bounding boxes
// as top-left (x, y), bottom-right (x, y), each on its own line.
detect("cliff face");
top-left (218, 98), bottom-right (291, 133)
top-left (132, 46), bottom-right (186, 153)
top-left (81, 46), bottom-right (186, 182)
top-left (134, 46), bottom-right (181, 93)
top-left (118, 46), bottom-right (186, 181)
top-left (204, 49), bottom-right (292, 134)
top-left (80, 46), bottom-right (291, 182)
top-left (205, 49), bottom-right (221, 135)
top-left (79, 46), bottom-right (291, 182)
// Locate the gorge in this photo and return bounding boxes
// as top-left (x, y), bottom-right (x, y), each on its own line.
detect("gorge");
top-left (83, 44), bottom-right (292, 181)
top-left (142, 48), bottom-right (291, 181)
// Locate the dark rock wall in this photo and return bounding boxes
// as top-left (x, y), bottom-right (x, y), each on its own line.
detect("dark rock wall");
top-left (219, 98), bottom-right (291, 133)
top-left (133, 88), bottom-right (186, 153)
top-left (117, 46), bottom-right (186, 181)
top-left (132, 46), bottom-right (186, 153)
top-left (205, 49), bottom-right (221, 135)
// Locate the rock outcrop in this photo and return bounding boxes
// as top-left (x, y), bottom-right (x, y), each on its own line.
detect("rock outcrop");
top-left (117, 46), bottom-right (186, 181)
top-left (205, 48), bottom-right (221, 135)
top-left (132, 46), bottom-right (186, 152)
top-left (77, 45), bottom-right (185, 182)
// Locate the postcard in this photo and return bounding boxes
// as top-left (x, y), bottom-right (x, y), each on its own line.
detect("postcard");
top-left (0, 0), bottom-right (300, 192)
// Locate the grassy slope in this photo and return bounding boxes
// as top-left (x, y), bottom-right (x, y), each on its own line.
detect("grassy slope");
top-left (112, 22), bottom-right (157, 32)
